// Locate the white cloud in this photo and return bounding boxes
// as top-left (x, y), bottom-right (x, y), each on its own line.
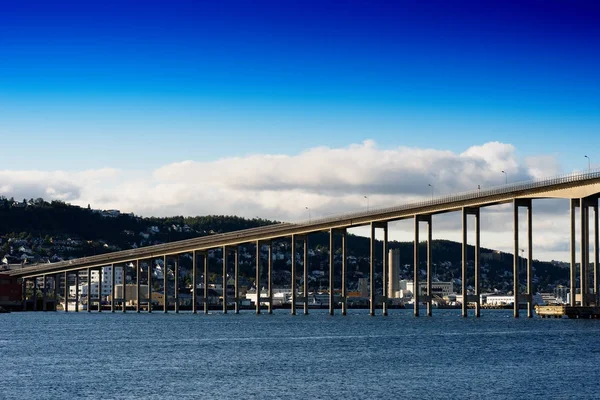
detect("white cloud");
top-left (0, 140), bottom-right (586, 261)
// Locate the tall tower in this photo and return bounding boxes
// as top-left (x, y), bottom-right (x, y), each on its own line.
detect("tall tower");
top-left (388, 249), bottom-right (400, 298)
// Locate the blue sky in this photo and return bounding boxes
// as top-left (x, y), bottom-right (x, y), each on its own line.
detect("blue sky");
top-left (1, 0), bottom-right (599, 171)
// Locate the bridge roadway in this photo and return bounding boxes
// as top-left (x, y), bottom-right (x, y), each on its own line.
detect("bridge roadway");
top-left (8, 169), bottom-right (600, 318)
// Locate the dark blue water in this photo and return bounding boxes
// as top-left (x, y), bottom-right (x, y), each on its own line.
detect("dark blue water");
top-left (2, 309), bottom-right (600, 399)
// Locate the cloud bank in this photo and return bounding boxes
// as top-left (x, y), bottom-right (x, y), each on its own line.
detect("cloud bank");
top-left (0, 140), bottom-right (578, 261)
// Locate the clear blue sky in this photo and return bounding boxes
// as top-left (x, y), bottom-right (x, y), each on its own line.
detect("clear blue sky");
top-left (1, 0), bottom-right (599, 171)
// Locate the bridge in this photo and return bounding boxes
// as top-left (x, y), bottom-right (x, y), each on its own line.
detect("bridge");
top-left (6, 169), bottom-right (600, 318)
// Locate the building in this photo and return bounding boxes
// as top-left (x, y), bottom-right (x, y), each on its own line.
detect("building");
top-left (0, 273), bottom-right (21, 310)
top-left (398, 280), bottom-right (454, 299)
top-left (69, 266), bottom-right (124, 299)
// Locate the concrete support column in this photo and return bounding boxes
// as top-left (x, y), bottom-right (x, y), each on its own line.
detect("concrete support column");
top-left (136, 260), bottom-right (140, 313)
top-left (341, 230), bottom-right (347, 316)
top-left (382, 223), bottom-right (389, 317)
top-left (87, 268), bottom-right (91, 313)
top-left (111, 264), bottom-right (116, 313)
top-left (268, 242), bottom-right (273, 314)
top-left (291, 236), bottom-right (296, 316)
top-left (43, 275), bottom-right (48, 312)
top-left (98, 268), bottom-right (103, 312)
top-left (75, 271), bottom-right (79, 312)
top-left (414, 215), bottom-right (420, 317)
top-left (256, 241), bottom-right (261, 315)
top-left (526, 202), bottom-right (533, 318)
top-left (474, 209), bottom-right (481, 318)
top-left (462, 208), bottom-right (468, 318)
top-left (192, 252), bottom-right (197, 314)
top-left (204, 253), bottom-right (209, 314)
top-left (370, 222), bottom-right (376, 317)
top-left (329, 229), bottom-right (335, 316)
top-left (32, 278), bottom-right (38, 311)
top-left (21, 279), bottom-right (27, 311)
top-left (234, 247), bottom-right (239, 314)
top-left (426, 217), bottom-right (432, 317)
top-left (304, 237), bottom-right (309, 315)
top-left (570, 199), bottom-right (577, 306)
top-left (148, 261), bottom-right (152, 313)
top-left (53, 274), bottom-right (59, 311)
top-left (163, 256), bottom-right (168, 313)
top-left (595, 204), bottom-right (599, 306)
top-left (64, 272), bottom-right (69, 312)
top-left (122, 265), bottom-right (127, 313)
top-left (513, 201), bottom-right (520, 318)
top-left (222, 248), bottom-right (227, 314)
top-left (581, 199), bottom-right (589, 306)
top-left (174, 258), bottom-right (179, 314)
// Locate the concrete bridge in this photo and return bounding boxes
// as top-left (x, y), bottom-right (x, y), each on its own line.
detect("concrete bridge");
top-left (7, 169), bottom-right (600, 318)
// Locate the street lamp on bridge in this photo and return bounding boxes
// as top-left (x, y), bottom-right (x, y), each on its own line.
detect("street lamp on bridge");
top-left (585, 155), bottom-right (590, 170)
top-left (364, 195), bottom-right (369, 212)
top-left (428, 184), bottom-right (433, 200)
top-left (305, 207), bottom-right (311, 223)
top-left (501, 170), bottom-right (507, 185)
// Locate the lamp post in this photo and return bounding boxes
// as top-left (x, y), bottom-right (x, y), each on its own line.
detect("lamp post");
top-left (428, 184), bottom-right (433, 200)
top-left (585, 155), bottom-right (590, 171)
top-left (305, 207), bottom-right (311, 223)
top-left (364, 195), bottom-right (369, 212)
top-left (501, 170), bottom-right (507, 185)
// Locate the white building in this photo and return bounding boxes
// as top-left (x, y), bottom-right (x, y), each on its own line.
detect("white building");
top-left (69, 266), bottom-right (124, 299)
top-left (398, 280), bottom-right (454, 299)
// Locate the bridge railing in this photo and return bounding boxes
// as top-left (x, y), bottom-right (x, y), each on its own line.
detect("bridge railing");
top-left (294, 167), bottom-right (600, 226)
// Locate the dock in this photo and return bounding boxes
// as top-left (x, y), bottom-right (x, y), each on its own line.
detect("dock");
top-left (535, 305), bottom-right (600, 319)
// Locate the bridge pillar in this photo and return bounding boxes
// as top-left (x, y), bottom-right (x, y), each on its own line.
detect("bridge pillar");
top-left (147, 262), bottom-right (152, 313)
top-left (43, 275), bottom-right (48, 311)
top-left (415, 216), bottom-right (433, 316)
top-left (53, 274), bottom-right (59, 311)
top-left (234, 247), bottom-right (239, 314)
top-left (425, 216), bottom-right (432, 317)
top-left (370, 222), bottom-right (376, 316)
top-left (111, 264), bottom-right (116, 313)
top-left (32, 277), bottom-right (38, 312)
top-left (382, 223), bottom-right (388, 317)
top-left (64, 272), bottom-right (69, 312)
top-left (341, 230), bottom-right (347, 316)
top-left (526, 202), bottom-right (533, 318)
top-left (329, 229), bottom-right (335, 316)
top-left (163, 256), bottom-right (168, 313)
top-left (75, 271), bottom-right (79, 312)
top-left (122, 264), bottom-right (127, 313)
top-left (192, 252), bottom-right (197, 314)
top-left (98, 268), bottom-right (103, 312)
top-left (174, 257), bottom-right (179, 314)
top-left (87, 268), bottom-right (91, 313)
top-left (21, 279), bottom-right (27, 311)
top-left (222, 247), bottom-right (228, 314)
top-left (462, 208), bottom-right (468, 318)
top-left (513, 201), bottom-right (520, 318)
top-left (268, 242), bottom-right (273, 314)
top-left (594, 204), bottom-right (599, 306)
top-left (570, 199), bottom-right (578, 306)
top-left (414, 216), bottom-right (420, 317)
top-left (256, 241), bottom-right (261, 315)
top-left (581, 198), bottom-right (589, 306)
top-left (304, 236), bottom-right (309, 315)
top-left (475, 209), bottom-right (481, 318)
top-left (291, 235), bottom-right (297, 316)
top-left (135, 260), bottom-right (140, 313)
top-left (204, 252), bottom-right (209, 314)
